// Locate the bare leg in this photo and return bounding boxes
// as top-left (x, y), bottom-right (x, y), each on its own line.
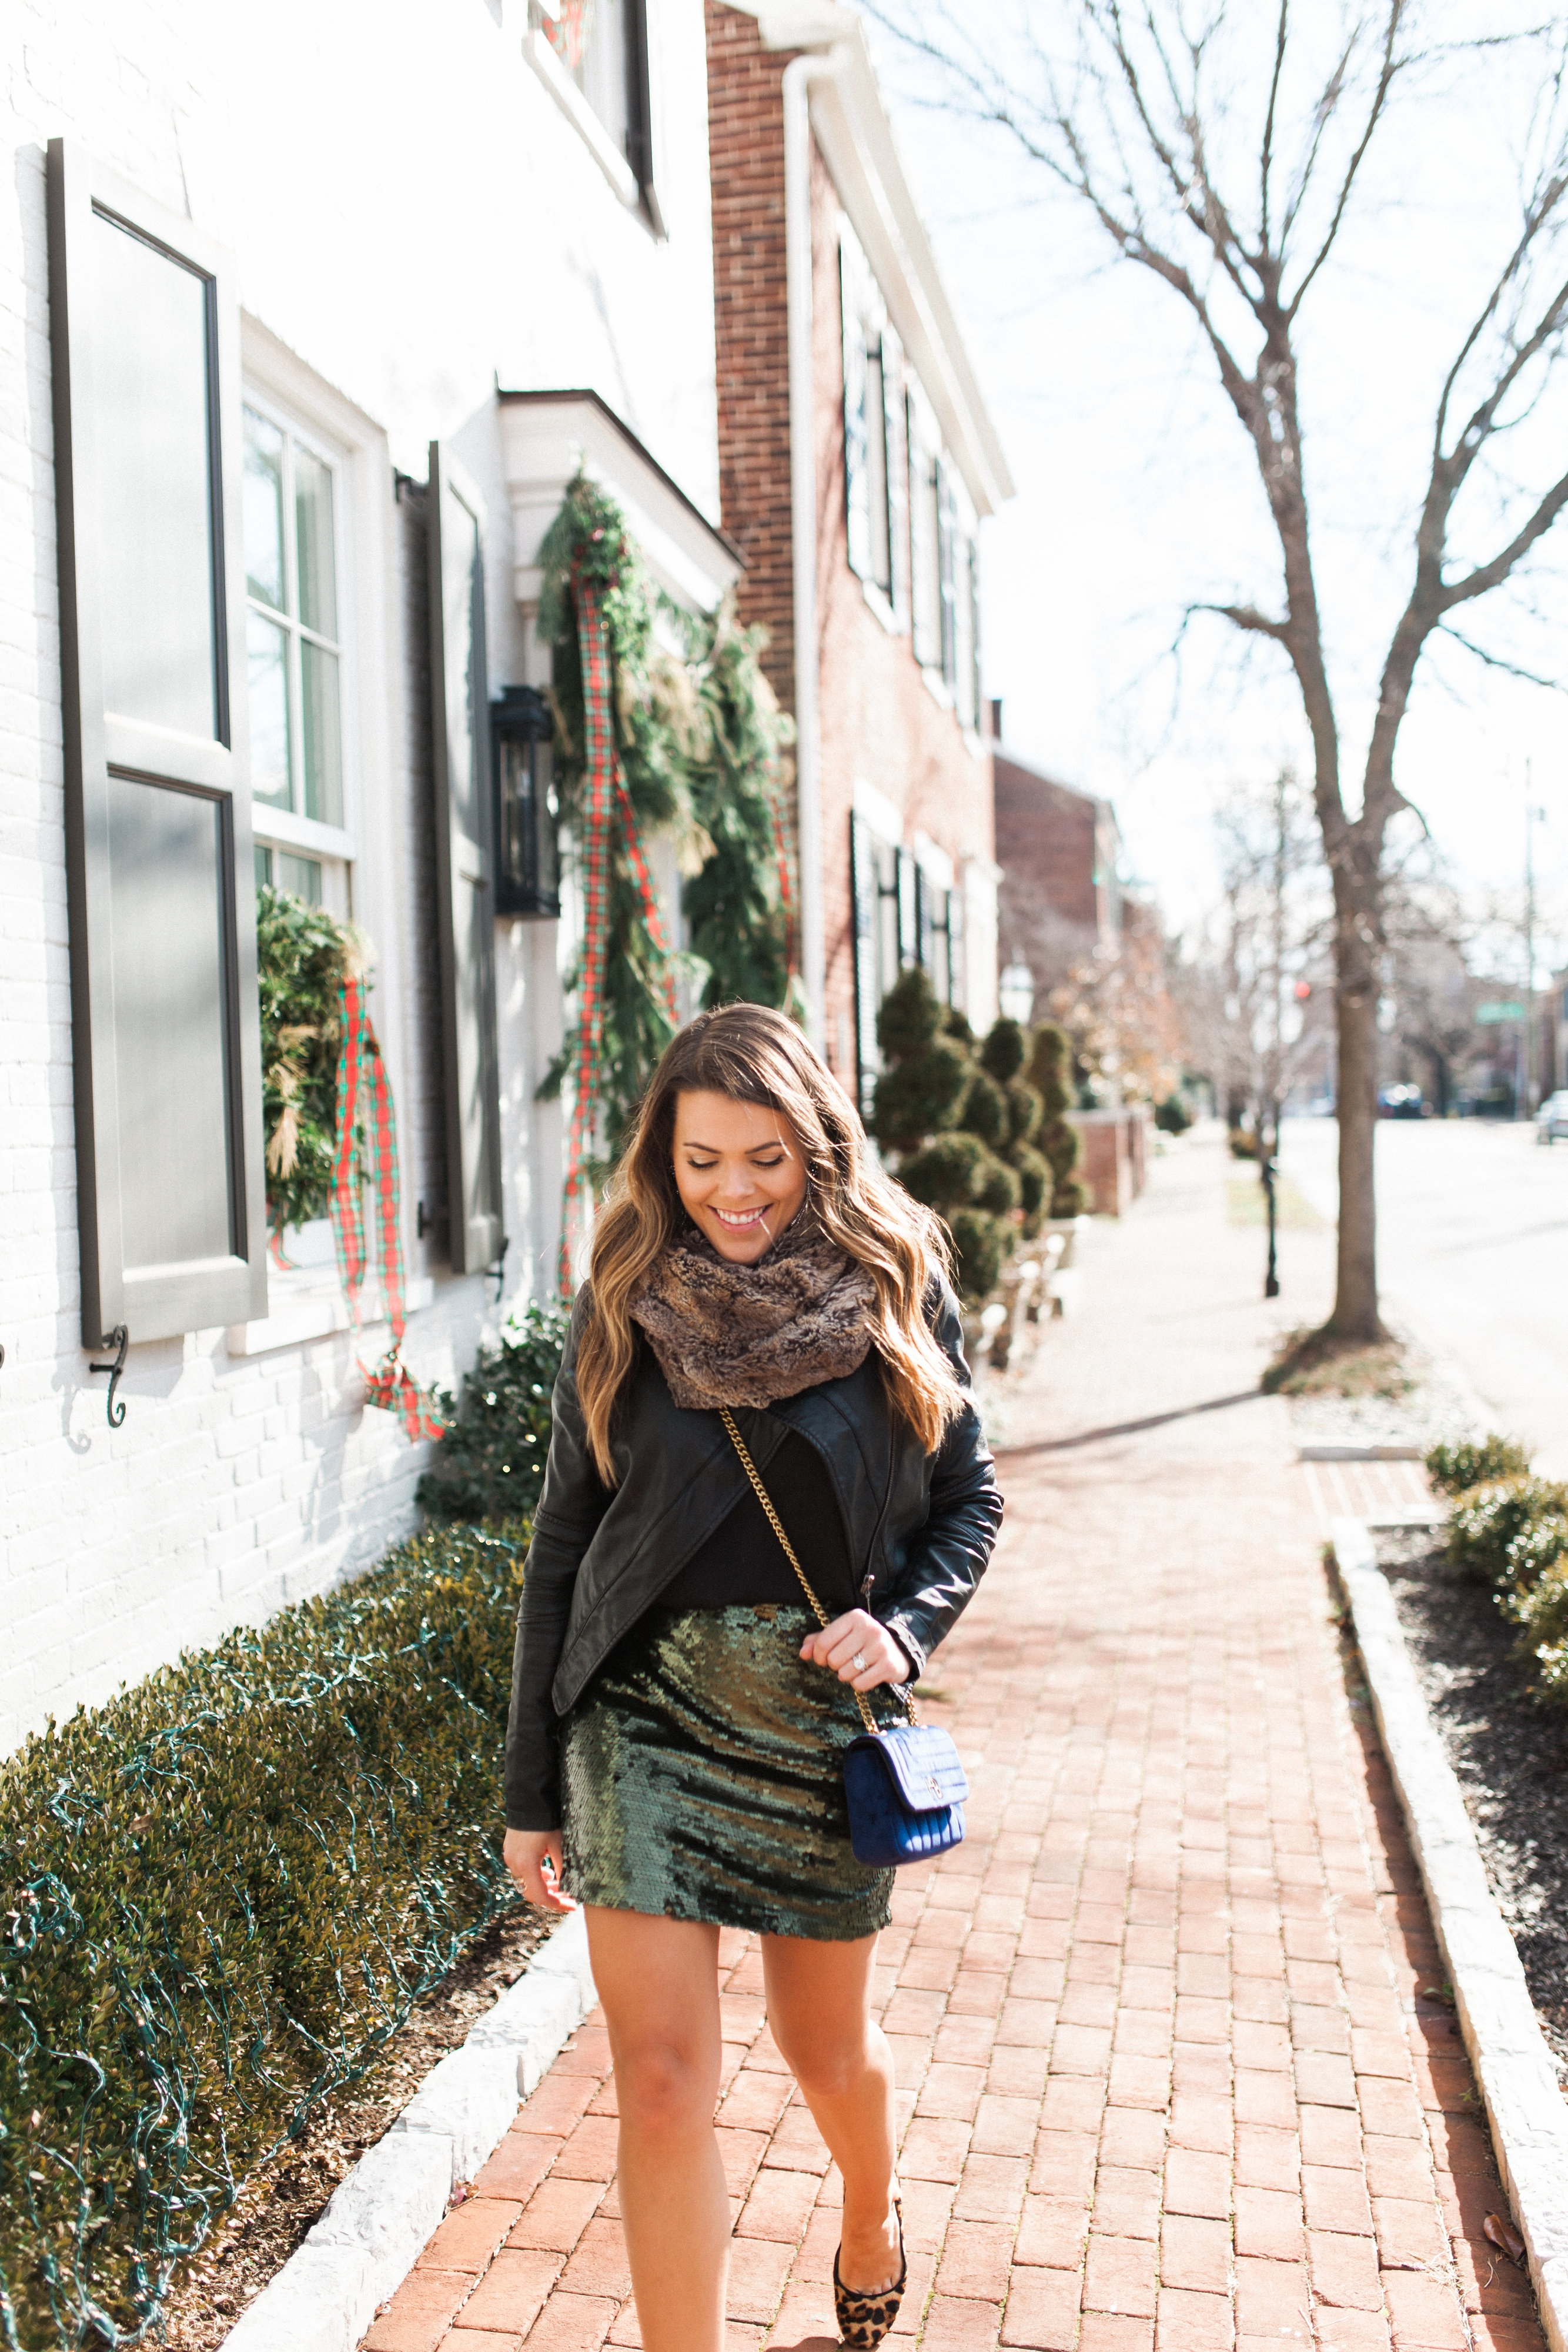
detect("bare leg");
top-left (762, 1932), bottom-right (901, 2293)
top-left (585, 1908), bottom-right (728, 2352)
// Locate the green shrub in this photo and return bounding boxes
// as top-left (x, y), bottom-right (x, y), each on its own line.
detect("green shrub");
top-left (0, 1523), bottom-right (529, 2348)
top-left (419, 1301), bottom-right (570, 1524)
top-left (1506, 1515), bottom-right (1568, 1591)
top-left (1012, 1144), bottom-right (1048, 1231)
top-left (978, 1017), bottom-right (1027, 1084)
top-left (896, 1132), bottom-right (989, 1211)
top-left (949, 1207), bottom-right (1005, 1301)
top-left (876, 965), bottom-right (945, 1059)
top-left (1426, 1433), bottom-right (1533, 1496)
top-left (1503, 1560), bottom-right (1568, 1702)
top-left (1154, 1094), bottom-right (1192, 1135)
top-left (1025, 1023), bottom-right (1089, 1217)
top-left (962, 1068), bottom-right (1008, 1150)
top-left (256, 884), bottom-right (359, 1238)
top-left (974, 1154), bottom-right (1022, 1218)
top-left (1004, 1079), bottom-right (1043, 1151)
top-left (1446, 1477), bottom-right (1568, 1586)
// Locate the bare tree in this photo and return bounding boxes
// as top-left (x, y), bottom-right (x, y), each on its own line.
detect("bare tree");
top-left (872, 0), bottom-right (1568, 1336)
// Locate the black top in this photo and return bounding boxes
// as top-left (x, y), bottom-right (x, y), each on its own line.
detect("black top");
top-left (661, 1425), bottom-right (860, 1611)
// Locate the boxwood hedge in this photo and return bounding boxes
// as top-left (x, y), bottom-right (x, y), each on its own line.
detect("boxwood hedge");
top-left (0, 1521), bottom-right (527, 2350)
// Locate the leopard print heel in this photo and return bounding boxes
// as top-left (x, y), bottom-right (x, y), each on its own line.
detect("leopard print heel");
top-left (833, 2198), bottom-right (906, 2349)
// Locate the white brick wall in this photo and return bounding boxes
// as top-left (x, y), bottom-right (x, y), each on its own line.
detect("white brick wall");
top-left (0, 0), bottom-right (721, 1748)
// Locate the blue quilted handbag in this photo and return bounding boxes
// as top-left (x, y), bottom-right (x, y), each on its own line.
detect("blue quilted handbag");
top-left (842, 1719), bottom-right (969, 1867)
top-left (720, 1408), bottom-right (968, 1869)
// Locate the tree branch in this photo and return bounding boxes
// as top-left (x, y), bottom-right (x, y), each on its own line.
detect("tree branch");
top-left (1437, 622), bottom-right (1568, 691)
top-left (1188, 600), bottom-right (1292, 642)
top-left (1440, 465), bottom-right (1568, 609)
top-left (1287, 2), bottom-right (1406, 317)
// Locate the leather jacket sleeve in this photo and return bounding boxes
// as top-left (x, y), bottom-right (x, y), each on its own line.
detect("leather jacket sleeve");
top-left (504, 1291), bottom-right (612, 1830)
top-left (874, 1284), bottom-right (1004, 1683)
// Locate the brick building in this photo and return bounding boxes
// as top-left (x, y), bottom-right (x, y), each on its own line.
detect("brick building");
top-left (705, 1), bottom-right (1013, 1110)
top-left (993, 716), bottom-right (1124, 1008)
top-left (0, 0), bottom-right (738, 1746)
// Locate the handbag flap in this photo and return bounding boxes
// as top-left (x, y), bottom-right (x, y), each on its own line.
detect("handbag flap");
top-left (851, 1724), bottom-right (969, 1810)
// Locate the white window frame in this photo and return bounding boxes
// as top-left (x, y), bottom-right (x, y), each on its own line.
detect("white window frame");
top-left (242, 387), bottom-right (358, 917)
top-left (229, 320), bottom-right (423, 1353)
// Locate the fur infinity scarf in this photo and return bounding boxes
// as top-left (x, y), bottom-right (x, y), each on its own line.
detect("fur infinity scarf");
top-left (629, 1215), bottom-right (875, 1411)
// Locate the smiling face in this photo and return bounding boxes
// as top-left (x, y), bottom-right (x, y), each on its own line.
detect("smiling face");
top-left (671, 1088), bottom-right (809, 1265)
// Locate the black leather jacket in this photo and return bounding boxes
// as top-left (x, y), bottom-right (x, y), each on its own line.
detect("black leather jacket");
top-left (504, 1282), bottom-right (1003, 1829)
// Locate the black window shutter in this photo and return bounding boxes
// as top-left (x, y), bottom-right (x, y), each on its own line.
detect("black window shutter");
top-left (850, 812), bottom-right (880, 1125)
top-left (840, 249), bottom-right (871, 581)
top-left (47, 141), bottom-right (266, 1349)
top-left (881, 328), bottom-right (910, 629)
top-left (427, 442), bottom-right (504, 1276)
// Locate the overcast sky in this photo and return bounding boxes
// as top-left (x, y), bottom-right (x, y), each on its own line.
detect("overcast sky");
top-left (863, 2), bottom-right (1568, 980)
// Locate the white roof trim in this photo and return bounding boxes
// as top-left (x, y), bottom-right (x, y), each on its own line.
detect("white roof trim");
top-left (498, 390), bottom-right (744, 614)
top-left (728, 1), bottom-right (1014, 514)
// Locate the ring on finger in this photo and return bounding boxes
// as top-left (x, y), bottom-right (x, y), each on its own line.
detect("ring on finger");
top-left (850, 1651), bottom-right (867, 1672)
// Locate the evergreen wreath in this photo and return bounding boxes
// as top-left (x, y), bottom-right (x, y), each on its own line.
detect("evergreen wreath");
top-left (534, 473), bottom-right (797, 1160)
top-left (256, 883), bottom-right (365, 1238)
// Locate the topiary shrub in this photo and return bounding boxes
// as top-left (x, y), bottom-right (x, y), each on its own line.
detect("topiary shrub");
top-left (1026, 1023), bottom-right (1090, 1218)
top-left (1012, 1144), bottom-right (1048, 1229)
top-left (978, 1017), bottom-right (1028, 1084)
top-left (1446, 1476), bottom-right (1568, 1586)
top-left (418, 1300), bottom-right (570, 1525)
top-left (1154, 1094), bottom-right (1192, 1135)
top-left (0, 1521), bottom-right (530, 2350)
top-left (871, 1041), bottom-right (973, 1152)
top-left (897, 1131), bottom-right (991, 1212)
top-left (961, 1067), bottom-right (1008, 1150)
top-left (949, 1206), bottom-right (1006, 1301)
top-left (1426, 1433), bottom-right (1534, 1496)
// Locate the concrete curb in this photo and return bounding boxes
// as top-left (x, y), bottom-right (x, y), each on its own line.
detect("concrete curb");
top-left (223, 1909), bottom-right (596, 2352)
top-left (1331, 1517), bottom-right (1568, 2352)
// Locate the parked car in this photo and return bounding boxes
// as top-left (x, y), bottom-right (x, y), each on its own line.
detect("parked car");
top-left (1536, 1091), bottom-right (1568, 1144)
top-left (1378, 1084), bottom-right (1427, 1118)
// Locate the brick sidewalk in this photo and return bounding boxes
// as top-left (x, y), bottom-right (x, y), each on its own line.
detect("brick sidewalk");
top-left (361, 1137), bottom-right (1545, 2351)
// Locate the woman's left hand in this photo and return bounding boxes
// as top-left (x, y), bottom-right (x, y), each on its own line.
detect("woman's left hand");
top-left (800, 1609), bottom-right (911, 1692)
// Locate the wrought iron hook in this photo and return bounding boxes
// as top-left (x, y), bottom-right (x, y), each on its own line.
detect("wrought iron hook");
top-left (89, 1325), bottom-right (129, 1427)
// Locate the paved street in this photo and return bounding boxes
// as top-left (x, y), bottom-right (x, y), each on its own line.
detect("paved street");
top-left (1281, 1120), bottom-right (1568, 1474)
top-left (358, 1134), bottom-right (1540, 2352)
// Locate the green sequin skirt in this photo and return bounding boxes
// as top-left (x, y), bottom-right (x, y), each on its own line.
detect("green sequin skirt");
top-left (561, 1603), bottom-right (894, 1942)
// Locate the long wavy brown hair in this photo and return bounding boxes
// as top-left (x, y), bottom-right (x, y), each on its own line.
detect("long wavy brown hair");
top-left (576, 1004), bottom-right (965, 1482)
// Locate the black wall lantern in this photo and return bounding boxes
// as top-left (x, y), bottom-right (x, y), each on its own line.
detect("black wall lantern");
top-left (492, 683), bottom-right (559, 918)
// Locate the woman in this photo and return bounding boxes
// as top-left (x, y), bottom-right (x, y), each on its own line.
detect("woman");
top-left (503, 1004), bottom-right (1002, 2352)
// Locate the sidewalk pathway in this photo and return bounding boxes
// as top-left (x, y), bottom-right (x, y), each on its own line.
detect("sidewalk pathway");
top-left (362, 1134), bottom-right (1544, 2351)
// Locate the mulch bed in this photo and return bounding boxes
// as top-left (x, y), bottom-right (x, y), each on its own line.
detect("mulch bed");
top-left (165, 1903), bottom-right (554, 2350)
top-left (1375, 1529), bottom-right (1568, 2077)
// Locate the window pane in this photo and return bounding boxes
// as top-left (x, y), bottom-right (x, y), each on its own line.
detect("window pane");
top-left (276, 851), bottom-right (322, 904)
top-left (295, 448), bottom-right (337, 639)
top-left (248, 608), bottom-right (292, 806)
top-left (243, 407), bottom-right (285, 612)
top-left (301, 640), bottom-right (342, 826)
top-left (91, 209), bottom-right (219, 739)
top-left (255, 843), bottom-right (273, 890)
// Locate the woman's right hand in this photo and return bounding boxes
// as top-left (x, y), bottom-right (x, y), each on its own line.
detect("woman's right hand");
top-left (504, 1827), bottom-right (577, 1913)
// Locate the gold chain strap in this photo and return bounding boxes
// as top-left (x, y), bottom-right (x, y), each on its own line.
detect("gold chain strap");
top-left (718, 1406), bottom-right (915, 1736)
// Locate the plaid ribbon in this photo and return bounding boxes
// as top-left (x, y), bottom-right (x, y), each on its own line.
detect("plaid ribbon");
top-left (557, 566), bottom-right (678, 1298)
top-left (331, 975), bottom-right (446, 1442)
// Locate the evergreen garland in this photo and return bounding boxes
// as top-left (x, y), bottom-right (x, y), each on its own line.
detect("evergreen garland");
top-left (256, 884), bottom-right (363, 1238)
top-left (534, 473), bottom-right (796, 1158)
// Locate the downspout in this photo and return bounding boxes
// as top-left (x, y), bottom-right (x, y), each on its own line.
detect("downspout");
top-left (782, 43), bottom-right (848, 1056)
